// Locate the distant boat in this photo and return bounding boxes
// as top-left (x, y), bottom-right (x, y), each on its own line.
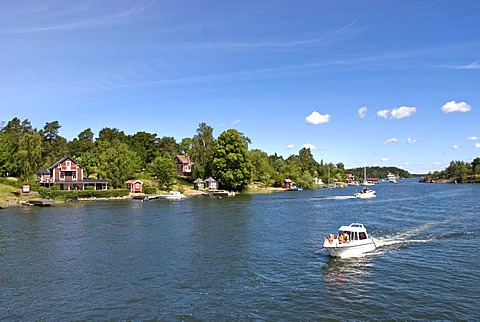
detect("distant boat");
top-left (360, 166), bottom-right (375, 186)
top-left (158, 191), bottom-right (186, 200)
top-left (387, 173), bottom-right (397, 183)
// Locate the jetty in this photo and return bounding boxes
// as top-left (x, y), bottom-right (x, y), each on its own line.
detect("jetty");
top-left (22, 199), bottom-right (55, 207)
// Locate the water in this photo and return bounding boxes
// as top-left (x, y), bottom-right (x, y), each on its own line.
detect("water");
top-left (1, 180), bottom-right (479, 320)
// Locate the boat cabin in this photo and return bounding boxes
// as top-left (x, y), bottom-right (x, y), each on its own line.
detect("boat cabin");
top-left (338, 223), bottom-right (369, 241)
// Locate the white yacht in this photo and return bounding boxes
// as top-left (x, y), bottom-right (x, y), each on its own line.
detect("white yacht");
top-left (323, 223), bottom-right (377, 258)
top-left (387, 173), bottom-right (396, 183)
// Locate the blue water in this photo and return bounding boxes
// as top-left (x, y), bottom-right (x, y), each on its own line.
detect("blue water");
top-left (1, 180), bottom-right (479, 320)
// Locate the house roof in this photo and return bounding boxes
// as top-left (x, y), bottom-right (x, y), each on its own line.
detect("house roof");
top-left (48, 154), bottom-right (81, 170)
top-left (125, 179), bottom-right (142, 184)
top-left (175, 155), bottom-right (190, 164)
top-left (193, 178), bottom-right (205, 183)
top-left (284, 178), bottom-right (293, 183)
top-left (204, 176), bottom-right (216, 182)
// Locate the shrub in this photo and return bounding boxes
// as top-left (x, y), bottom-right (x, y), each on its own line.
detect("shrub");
top-left (143, 186), bottom-right (156, 194)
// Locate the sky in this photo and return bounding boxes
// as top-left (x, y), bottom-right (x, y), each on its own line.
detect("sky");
top-left (1, 0), bottom-right (479, 174)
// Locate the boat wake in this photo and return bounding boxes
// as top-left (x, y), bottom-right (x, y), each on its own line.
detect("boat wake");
top-left (311, 196), bottom-right (356, 201)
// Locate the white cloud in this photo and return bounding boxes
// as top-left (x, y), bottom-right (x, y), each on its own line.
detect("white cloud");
top-left (391, 106), bottom-right (417, 119)
top-left (380, 157), bottom-right (390, 162)
top-left (406, 138), bottom-right (417, 144)
top-left (232, 119), bottom-right (241, 125)
top-left (433, 162), bottom-right (442, 166)
top-left (302, 143), bottom-right (316, 150)
top-left (452, 144), bottom-right (459, 149)
top-left (467, 136), bottom-right (479, 141)
top-left (384, 137), bottom-right (398, 143)
top-left (376, 109), bottom-right (390, 119)
top-left (358, 106), bottom-right (368, 118)
top-left (475, 143), bottom-right (480, 149)
top-left (441, 101), bottom-right (472, 113)
top-left (287, 144), bottom-right (295, 149)
top-left (376, 106), bottom-right (416, 119)
top-left (305, 111), bottom-right (330, 125)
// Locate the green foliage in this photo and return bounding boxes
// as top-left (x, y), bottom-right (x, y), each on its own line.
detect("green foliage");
top-left (143, 186), bottom-right (157, 194)
top-left (148, 155), bottom-right (177, 190)
top-left (190, 122), bottom-right (216, 179)
top-left (97, 140), bottom-right (140, 188)
top-left (347, 166), bottom-right (412, 181)
top-left (212, 129), bottom-right (253, 192)
top-left (38, 187), bottom-right (130, 200)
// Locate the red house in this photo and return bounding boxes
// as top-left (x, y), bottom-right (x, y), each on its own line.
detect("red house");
top-left (39, 155), bottom-right (108, 190)
top-left (174, 155), bottom-right (192, 176)
top-left (125, 179), bottom-right (143, 193)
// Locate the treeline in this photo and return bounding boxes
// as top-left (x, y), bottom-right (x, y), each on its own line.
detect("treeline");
top-left (0, 117), bottom-right (409, 191)
top-left (348, 166), bottom-right (413, 181)
top-left (420, 158), bottom-right (480, 183)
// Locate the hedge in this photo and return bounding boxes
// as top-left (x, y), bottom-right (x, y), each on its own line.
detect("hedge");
top-left (38, 188), bottom-right (130, 200)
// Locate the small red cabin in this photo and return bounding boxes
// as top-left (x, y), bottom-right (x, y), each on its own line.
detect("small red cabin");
top-left (125, 179), bottom-right (143, 193)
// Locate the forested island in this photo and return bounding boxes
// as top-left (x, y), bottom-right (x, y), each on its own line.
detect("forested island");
top-left (0, 117), bottom-right (417, 199)
top-left (419, 159), bottom-right (480, 183)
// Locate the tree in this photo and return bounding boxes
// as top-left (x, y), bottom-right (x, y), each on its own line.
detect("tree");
top-left (97, 127), bottom-right (126, 143)
top-left (190, 122), bottom-right (216, 179)
top-left (148, 155), bottom-right (177, 190)
top-left (41, 121), bottom-right (68, 166)
top-left (472, 157), bottom-right (480, 175)
top-left (97, 141), bottom-right (139, 188)
top-left (250, 149), bottom-right (276, 186)
top-left (68, 128), bottom-right (95, 157)
top-left (158, 136), bottom-right (179, 157)
top-left (126, 131), bottom-right (159, 169)
top-left (17, 133), bottom-right (43, 182)
top-left (212, 129), bottom-right (253, 192)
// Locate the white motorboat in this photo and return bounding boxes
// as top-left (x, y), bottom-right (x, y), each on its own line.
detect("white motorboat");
top-left (323, 223), bottom-right (377, 258)
top-left (354, 187), bottom-right (376, 199)
top-left (159, 191), bottom-right (186, 200)
top-left (387, 172), bottom-right (397, 183)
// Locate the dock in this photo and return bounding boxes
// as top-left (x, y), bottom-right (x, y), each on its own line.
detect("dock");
top-left (24, 199), bottom-right (55, 207)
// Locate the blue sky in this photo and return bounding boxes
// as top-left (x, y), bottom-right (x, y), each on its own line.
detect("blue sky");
top-left (1, 0), bottom-right (479, 174)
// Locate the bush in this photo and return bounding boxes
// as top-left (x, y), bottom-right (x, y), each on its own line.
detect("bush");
top-left (38, 188), bottom-right (130, 200)
top-left (143, 186), bottom-right (156, 194)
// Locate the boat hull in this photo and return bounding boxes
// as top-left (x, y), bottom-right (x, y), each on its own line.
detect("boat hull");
top-left (323, 239), bottom-right (376, 258)
top-left (354, 191), bottom-right (376, 199)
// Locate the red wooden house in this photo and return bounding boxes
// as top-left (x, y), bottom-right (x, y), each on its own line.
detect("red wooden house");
top-left (125, 179), bottom-right (143, 193)
top-left (174, 155), bottom-right (192, 176)
top-left (38, 155), bottom-right (108, 190)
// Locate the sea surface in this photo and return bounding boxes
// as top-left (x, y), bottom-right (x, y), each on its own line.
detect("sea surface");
top-left (1, 179), bottom-right (479, 320)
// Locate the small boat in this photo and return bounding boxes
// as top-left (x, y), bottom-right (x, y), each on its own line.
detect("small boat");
top-left (387, 173), bottom-right (397, 183)
top-left (354, 187), bottom-right (376, 199)
top-left (158, 191), bottom-right (186, 200)
top-left (360, 166), bottom-right (375, 186)
top-left (323, 223), bottom-right (377, 258)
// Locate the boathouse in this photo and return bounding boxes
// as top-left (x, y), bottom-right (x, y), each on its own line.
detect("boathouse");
top-left (125, 179), bottom-right (143, 193)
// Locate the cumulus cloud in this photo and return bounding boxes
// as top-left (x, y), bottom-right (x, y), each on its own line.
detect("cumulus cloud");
top-left (406, 138), bottom-right (417, 144)
top-left (303, 143), bottom-right (317, 150)
top-left (305, 111), bottom-right (330, 125)
top-left (287, 144), bottom-right (295, 149)
top-left (467, 136), bottom-right (479, 141)
top-left (384, 137), bottom-right (398, 143)
top-left (452, 144), bottom-right (459, 149)
top-left (442, 101), bottom-right (472, 113)
top-left (376, 106), bottom-right (416, 119)
top-left (376, 109), bottom-right (390, 119)
top-left (475, 143), bottom-right (480, 149)
top-left (358, 106), bottom-right (368, 118)
top-left (433, 162), bottom-right (442, 166)
top-left (380, 157), bottom-right (390, 162)
top-left (232, 119), bottom-right (241, 125)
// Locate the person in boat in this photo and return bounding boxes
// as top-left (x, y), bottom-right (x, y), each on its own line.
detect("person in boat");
top-left (338, 233), bottom-right (345, 243)
top-left (327, 234), bottom-right (334, 243)
top-left (343, 232), bottom-right (349, 242)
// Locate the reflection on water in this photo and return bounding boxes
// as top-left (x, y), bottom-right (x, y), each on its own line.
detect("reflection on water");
top-left (322, 256), bottom-right (373, 286)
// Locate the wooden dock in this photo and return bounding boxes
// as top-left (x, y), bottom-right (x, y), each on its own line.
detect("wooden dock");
top-left (25, 199), bottom-right (55, 207)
